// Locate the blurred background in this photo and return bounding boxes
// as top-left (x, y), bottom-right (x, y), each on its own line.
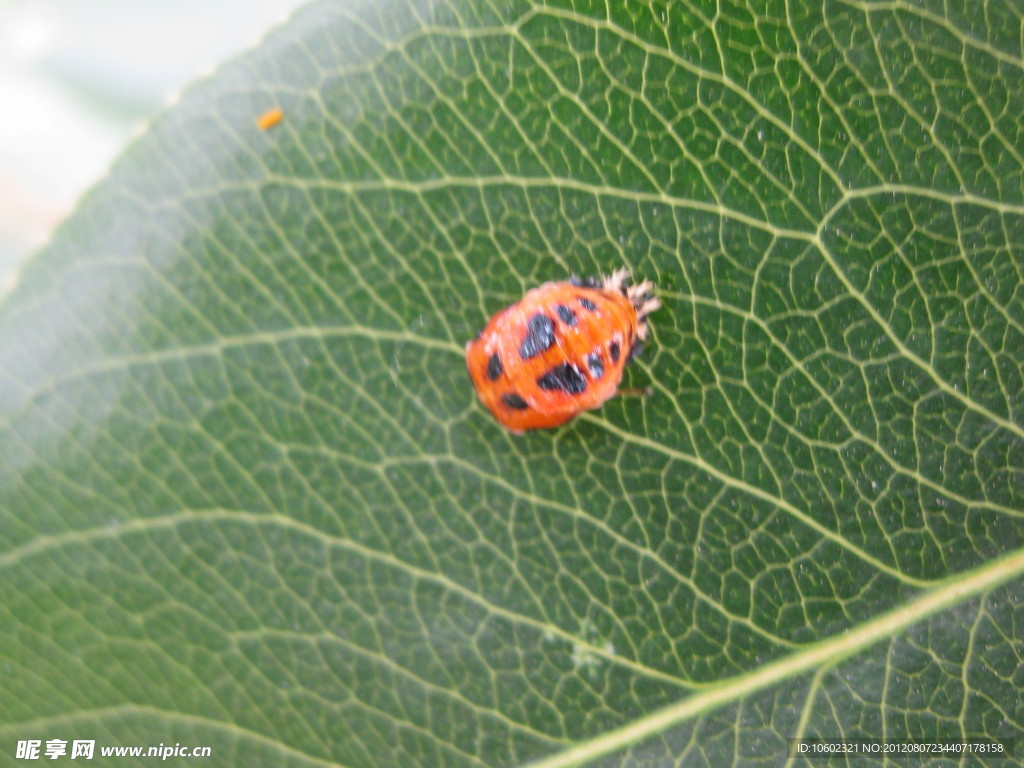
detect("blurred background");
top-left (0, 0), bottom-right (306, 293)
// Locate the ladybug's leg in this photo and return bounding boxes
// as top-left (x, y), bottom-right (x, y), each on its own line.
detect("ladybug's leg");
top-left (637, 296), bottom-right (661, 321)
top-left (626, 279), bottom-right (655, 303)
top-left (603, 268), bottom-right (631, 294)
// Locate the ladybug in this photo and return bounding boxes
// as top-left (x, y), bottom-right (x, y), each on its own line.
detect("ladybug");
top-left (465, 268), bottom-right (660, 432)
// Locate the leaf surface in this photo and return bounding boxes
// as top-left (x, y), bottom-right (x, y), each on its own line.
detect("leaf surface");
top-left (1, 1), bottom-right (1022, 766)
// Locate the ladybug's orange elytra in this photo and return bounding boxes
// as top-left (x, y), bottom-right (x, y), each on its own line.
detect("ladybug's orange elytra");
top-left (465, 268), bottom-right (660, 433)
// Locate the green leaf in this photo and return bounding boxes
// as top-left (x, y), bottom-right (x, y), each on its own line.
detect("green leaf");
top-left (1, 0), bottom-right (1022, 766)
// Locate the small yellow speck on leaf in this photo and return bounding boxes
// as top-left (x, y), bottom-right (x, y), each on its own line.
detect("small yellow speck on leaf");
top-left (256, 107), bottom-right (284, 131)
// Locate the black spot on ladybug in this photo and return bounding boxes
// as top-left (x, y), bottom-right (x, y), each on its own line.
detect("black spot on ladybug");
top-left (502, 393), bottom-right (529, 410)
top-left (586, 353), bottom-right (604, 380)
top-left (578, 297), bottom-right (598, 312)
top-left (537, 363), bottom-right (587, 395)
top-left (555, 304), bottom-right (577, 326)
top-left (609, 341), bottom-right (621, 363)
top-left (486, 353), bottom-right (503, 380)
top-left (519, 313), bottom-right (555, 360)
